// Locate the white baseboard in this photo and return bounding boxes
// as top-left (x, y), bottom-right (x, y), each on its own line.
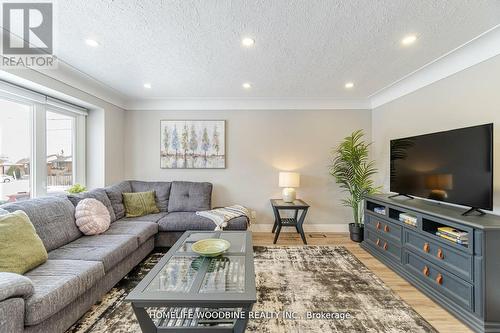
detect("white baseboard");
top-left (249, 223), bottom-right (349, 233)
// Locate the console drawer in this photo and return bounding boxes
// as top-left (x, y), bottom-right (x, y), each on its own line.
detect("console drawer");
top-left (365, 229), bottom-right (402, 263)
top-left (404, 250), bottom-right (473, 311)
top-left (365, 215), bottom-right (402, 244)
top-left (404, 229), bottom-right (473, 282)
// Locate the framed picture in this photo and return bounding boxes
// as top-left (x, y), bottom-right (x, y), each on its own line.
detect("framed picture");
top-left (160, 120), bottom-right (226, 169)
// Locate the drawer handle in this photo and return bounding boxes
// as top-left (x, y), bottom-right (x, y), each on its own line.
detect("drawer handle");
top-left (376, 222), bottom-right (381, 230)
top-left (423, 243), bottom-right (430, 253)
top-left (422, 266), bottom-right (430, 277)
top-left (383, 242), bottom-right (388, 251)
top-left (376, 239), bottom-right (381, 246)
top-left (437, 248), bottom-right (444, 260)
top-left (436, 273), bottom-right (443, 285)
top-left (384, 225), bottom-right (390, 233)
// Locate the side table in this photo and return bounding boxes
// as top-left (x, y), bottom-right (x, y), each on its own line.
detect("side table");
top-left (270, 199), bottom-right (310, 244)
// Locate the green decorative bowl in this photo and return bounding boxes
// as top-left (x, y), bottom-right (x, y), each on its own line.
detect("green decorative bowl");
top-left (192, 239), bottom-right (231, 257)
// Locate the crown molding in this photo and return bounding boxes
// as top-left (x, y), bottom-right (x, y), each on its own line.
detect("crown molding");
top-left (124, 97), bottom-right (371, 111)
top-left (370, 24), bottom-right (500, 109)
top-left (33, 61), bottom-right (129, 109)
top-left (0, 64), bottom-right (370, 111)
top-left (0, 58), bottom-right (128, 110)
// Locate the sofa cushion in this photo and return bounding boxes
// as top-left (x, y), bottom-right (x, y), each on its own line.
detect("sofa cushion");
top-left (224, 216), bottom-right (249, 230)
top-left (130, 181), bottom-right (171, 212)
top-left (104, 221), bottom-right (158, 245)
top-left (1, 197), bottom-right (81, 252)
top-left (0, 298), bottom-right (24, 333)
top-left (167, 181), bottom-right (212, 212)
top-left (47, 235), bottom-right (138, 272)
top-left (119, 212), bottom-right (167, 223)
top-left (122, 191), bottom-right (160, 218)
top-left (68, 188), bottom-right (116, 222)
top-left (157, 212), bottom-right (248, 232)
top-left (24, 260), bottom-right (104, 326)
top-left (0, 211), bottom-right (48, 274)
top-left (104, 181), bottom-right (132, 220)
top-left (75, 198), bottom-right (111, 235)
top-left (0, 272), bottom-right (34, 302)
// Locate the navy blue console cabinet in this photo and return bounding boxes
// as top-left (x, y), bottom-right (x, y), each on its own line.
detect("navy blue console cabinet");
top-left (361, 194), bottom-right (500, 333)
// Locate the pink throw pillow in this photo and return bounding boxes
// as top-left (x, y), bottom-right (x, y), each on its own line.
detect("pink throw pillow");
top-left (75, 198), bottom-right (111, 235)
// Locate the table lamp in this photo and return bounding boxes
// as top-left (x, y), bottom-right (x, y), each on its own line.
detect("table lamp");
top-left (279, 172), bottom-right (300, 202)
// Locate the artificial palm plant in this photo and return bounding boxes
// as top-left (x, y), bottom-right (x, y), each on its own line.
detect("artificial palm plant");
top-left (329, 130), bottom-right (378, 227)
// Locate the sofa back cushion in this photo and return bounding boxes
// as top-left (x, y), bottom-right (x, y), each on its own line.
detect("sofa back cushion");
top-left (68, 188), bottom-right (116, 222)
top-left (1, 196), bottom-right (81, 251)
top-left (167, 181), bottom-right (212, 212)
top-left (130, 181), bottom-right (171, 212)
top-left (104, 181), bottom-right (132, 220)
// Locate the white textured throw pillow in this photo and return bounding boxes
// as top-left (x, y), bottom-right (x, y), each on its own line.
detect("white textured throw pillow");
top-left (75, 198), bottom-right (111, 235)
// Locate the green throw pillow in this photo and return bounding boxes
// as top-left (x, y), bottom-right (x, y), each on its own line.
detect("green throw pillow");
top-left (122, 191), bottom-right (160, 218)
top-left (0, 210), bottom-right (48, 274)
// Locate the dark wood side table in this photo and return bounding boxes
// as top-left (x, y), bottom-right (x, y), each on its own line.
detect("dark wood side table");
top-left (270, 199), bottom-right (310, 244)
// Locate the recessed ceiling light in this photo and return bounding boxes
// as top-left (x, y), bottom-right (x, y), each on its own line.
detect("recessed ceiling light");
top-left (143, 83), bottom-right (152, 89)
top-left (401, 34), bottom-right (417, 46)
top-left (345, 82), bottom-right (354, 89)
top-left (242, 82), bottom-right (252, 89)
top-left (241, 37), bottom-right (255, 47)
top-left (85, 39), bottom-right (99, 47)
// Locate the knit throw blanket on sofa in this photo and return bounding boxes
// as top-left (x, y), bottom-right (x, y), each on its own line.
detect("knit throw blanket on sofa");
top-left (196, 205), bottom-right (250, 230)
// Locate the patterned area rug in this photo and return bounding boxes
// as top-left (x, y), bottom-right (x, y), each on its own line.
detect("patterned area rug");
top-left (67, 246), bottom-right (436, 333)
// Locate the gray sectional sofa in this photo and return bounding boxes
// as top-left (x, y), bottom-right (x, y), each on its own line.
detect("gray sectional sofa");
top-left (0, 181), bottom-right (248, 333)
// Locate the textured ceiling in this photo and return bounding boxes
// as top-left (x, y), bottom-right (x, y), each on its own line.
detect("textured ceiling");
top-left (55, 0), bottom-right (500, 100)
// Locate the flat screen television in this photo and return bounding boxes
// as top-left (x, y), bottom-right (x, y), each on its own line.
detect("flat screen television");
top-left (390, 124), bottom-right (494, 212)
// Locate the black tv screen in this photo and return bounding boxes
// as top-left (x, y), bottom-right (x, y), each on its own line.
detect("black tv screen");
top-left (390, 124), bottom-right (493, 210)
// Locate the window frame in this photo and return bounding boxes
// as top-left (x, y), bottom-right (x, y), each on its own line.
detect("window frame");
top-left (0, 81), bottom-right (87, 198)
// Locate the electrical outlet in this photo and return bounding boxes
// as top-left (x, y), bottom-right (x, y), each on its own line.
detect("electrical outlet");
top-left (251, 210), bottom-right (257, 219)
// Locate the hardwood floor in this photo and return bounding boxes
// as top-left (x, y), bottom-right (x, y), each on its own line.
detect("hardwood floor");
top-left (252, 232), bottom-right (473, 333)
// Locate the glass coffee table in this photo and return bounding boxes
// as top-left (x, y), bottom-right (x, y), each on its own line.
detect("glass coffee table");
top-left (126, 231), bottom-right (256, 333)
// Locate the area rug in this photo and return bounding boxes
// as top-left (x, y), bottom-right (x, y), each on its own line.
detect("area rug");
top-left (67, 246), bottom-right (437, 333)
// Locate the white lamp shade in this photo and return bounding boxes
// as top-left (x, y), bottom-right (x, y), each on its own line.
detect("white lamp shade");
top-left (279, 172), bottom-right (300, 188)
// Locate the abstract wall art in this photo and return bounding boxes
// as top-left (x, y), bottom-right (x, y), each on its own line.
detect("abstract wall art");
top-left (160, 120), bottom-right (225, 169)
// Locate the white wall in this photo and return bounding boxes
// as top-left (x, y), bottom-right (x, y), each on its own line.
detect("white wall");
top-left (104, 106), bottom-right (125, 185)
top-left (372, 54), bottom-right (500, 214)
top-left (124, 109), bottom-right (372, 229)
top-left (86, 108), bottom-right (105, 188)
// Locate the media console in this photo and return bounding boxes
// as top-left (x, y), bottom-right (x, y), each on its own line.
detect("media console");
top-left (361, 194), bottom-right (500, 333)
